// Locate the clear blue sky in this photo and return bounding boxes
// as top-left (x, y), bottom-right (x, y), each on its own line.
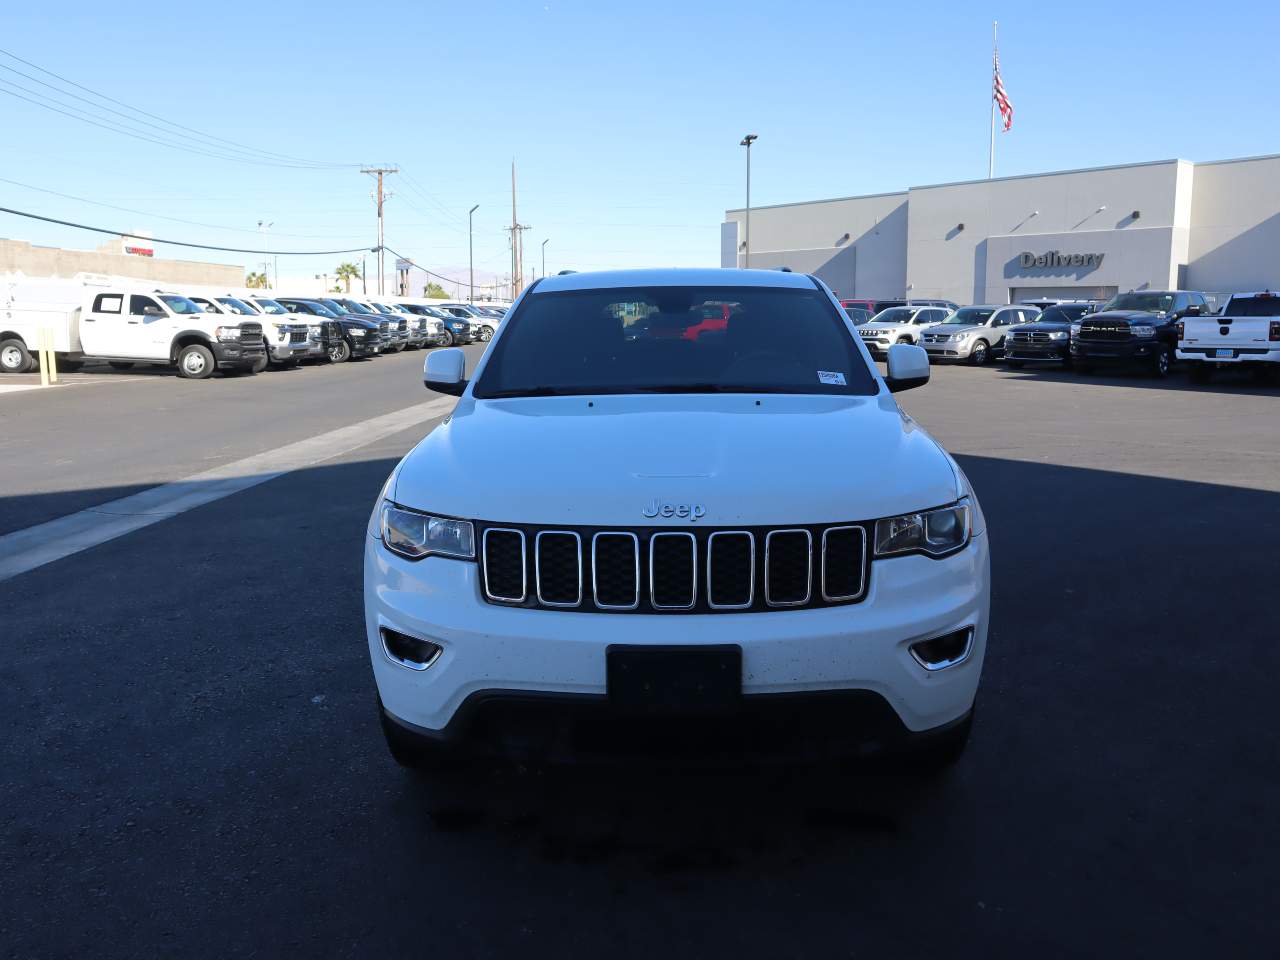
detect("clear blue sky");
top-left (3, 0), bottom-right (1277, 286)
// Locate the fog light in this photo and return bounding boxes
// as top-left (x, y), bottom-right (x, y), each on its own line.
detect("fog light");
top-left (380, 627), bottom-right (442, 671)
top-left (909, 627), bottom-right (974, 671)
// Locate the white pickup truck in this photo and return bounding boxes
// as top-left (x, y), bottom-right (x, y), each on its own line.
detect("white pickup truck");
top-left (0, 276), bottom-right (265, 379)
top-left (1177, 291), bottom-right (1280, 383)
top-left (186, 293), bottom-right (316, 371)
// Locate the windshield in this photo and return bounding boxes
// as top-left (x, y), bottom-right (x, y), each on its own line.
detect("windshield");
top-left (370, 302), bottom-right (396, 314)
top-left (938, 307), bottom-right (994, 326)
top-left (318, 299), bottom-right (355, 315)
top-left (340, 299), bottom-right (376, 315)
top-left (251, 298), bottom-right (288, 315)
top-left (215, 297), bottom-right (258, 315)
top-left (869, 307), bottom-right (917, 325)
top-left (1037, 304), bottom-right (1091, 324)
top-left (1100, 292), bottom-right (1175, 314)
top-left (159, 294), bottom-right (204, 315)
top-left (1225, 296), bottom-right (1280, 317)
top-left (472, 285), bottom-right (878, 399)
top-left (302, 300), bottom-right (340, 318)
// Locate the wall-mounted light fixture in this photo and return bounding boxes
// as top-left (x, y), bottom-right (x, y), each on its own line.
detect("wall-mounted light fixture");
top-left (1131, 210), bottom-right (1140, 220)
top-left (1030, 210), bottom-right (1040, 218)
top-left (956, 223), bottom-right (965, 232)
top-left (739, 241), bottom-right (747, 251)
top-left (839, 232), bottom-right (851, 242)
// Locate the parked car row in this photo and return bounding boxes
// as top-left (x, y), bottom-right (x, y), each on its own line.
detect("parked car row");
top-left (0, 274), bottom-right (508, 379)
top-left (851, 290), bottom-right (1280, 383)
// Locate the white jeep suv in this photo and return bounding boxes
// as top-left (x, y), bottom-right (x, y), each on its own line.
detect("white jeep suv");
top-left (364, 269), bottom-right (990, 771)
top-left (857, 305), bottom-right (950, 357)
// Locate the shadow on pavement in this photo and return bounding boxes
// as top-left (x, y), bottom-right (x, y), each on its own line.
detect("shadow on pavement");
top-left (1, 451), bottom-right (1277, 956)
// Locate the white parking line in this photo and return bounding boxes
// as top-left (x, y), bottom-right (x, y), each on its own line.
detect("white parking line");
top-left (0, 396), bottom-right (455, 583)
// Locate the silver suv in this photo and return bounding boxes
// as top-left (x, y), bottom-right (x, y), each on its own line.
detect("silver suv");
top-left (857, 306), bottom-right (950, 357)
top-left (920, 305), bottom-right (1039, 365)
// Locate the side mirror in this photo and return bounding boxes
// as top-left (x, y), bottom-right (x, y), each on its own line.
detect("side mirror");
top-left (885, 343), bottom-right (930, 393)
top-left (424, 347), bottom-right (467, 396)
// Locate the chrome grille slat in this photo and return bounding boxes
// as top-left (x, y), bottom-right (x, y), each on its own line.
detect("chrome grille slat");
top-left (707, 531), bottom-right (754, 609)
top-left (535, 531), bottom-right (582, 607)
top-left (649, 532), bottom-right (697, 609)
top-left (482, 528), bottom-right (526, 602)
top-left (591, 532), bottom-right (640, 610)
top-left (821, 526), bottom-right (867, 602)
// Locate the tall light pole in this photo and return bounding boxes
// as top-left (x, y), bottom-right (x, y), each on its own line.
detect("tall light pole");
top-left (468, 204), bottom-right (479, 303)
top-left (541, 238), bottom-right (549, 280)
top-left (739, 134), bottom-right (757, 268)
top-left (257, 220), bottom-right (273, 287)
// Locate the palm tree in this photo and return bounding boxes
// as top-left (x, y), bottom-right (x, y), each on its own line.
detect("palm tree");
top-left (335, 262), bottom-right (361, 293)
top-left (245, 271), bottom-right (268, 289)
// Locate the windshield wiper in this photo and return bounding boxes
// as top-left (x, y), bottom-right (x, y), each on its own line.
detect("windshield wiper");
top-left (478, 386), bottom-right (572, 398)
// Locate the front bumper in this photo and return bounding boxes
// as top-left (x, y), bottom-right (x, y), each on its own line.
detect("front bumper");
top-left (922, 341), bottom-right (971, 360)
top-left (364, 531), bottom-right (989, 745)
top-left (211, 340), bottom-right (265, 367)
top-left (1070, 339), bottom-right (1159, 364)
top-left (1006, 342), bottom-right (1069, 362)
top-left (349, 335), bottom-right (382, 357)
top-left (267, 339), bottom-right (309, 362)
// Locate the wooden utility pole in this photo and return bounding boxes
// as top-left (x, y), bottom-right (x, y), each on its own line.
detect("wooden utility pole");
top-left (362, 165), bottom-right (398, 295)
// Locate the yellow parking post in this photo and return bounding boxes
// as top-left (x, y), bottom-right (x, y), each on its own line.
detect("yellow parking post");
top-left (38, 329), bottom-right (50, 388)
top-left (45, 328), bottom-right (58, 384)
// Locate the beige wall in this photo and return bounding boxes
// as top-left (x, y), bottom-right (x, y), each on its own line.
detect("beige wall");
top-left (0, 238), bottom-right (243, 287)
top-left (1187, 155), bottom-right (1280, 292)
top-left (905, 161), bottom-right (1185, 303)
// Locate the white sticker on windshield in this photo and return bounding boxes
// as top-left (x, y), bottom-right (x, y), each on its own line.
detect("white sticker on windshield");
top-left (818, 370), bottom-right (846, 385)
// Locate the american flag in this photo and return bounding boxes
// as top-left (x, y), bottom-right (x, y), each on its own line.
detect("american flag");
top-left (993, 52), bottom-right (1013, 132)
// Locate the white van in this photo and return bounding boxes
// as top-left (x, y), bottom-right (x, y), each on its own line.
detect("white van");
top-left (0, 275), bottom-right (264, 379)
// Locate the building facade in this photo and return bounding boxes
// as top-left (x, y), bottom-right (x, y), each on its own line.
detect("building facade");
top-left (722, 153), bottom-right (1280, 304)
top-left (0, 237), bottom-right (243, 287)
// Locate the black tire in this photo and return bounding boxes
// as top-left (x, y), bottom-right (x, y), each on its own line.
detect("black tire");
top-left (1150, 345), bottom-right (1171, 378)
top-left (968, 340), bottom-right (990, 366)
top-left (439, 331), bottom-right (455, 347)
top-left (251, 345), bottom-right (269, 374)
top-left (0, 338), bottom-right (33, 374)
top-left (1189, 364), bottom-right (1212, 384)
top-left (327, 338), bottom-right (352, 363)
top-left (108, 361), bottom-right (134, 370)
top-left (176, 343), bottom-right (216, 380)
top-left (379, 701), bottom-right (464, 775)
top-left (903, 710), bottom-right (973, 775)
top-left (1005, 359), bottom-right (1024, 369)
top-left (479, 325), bottom-right (494, 342)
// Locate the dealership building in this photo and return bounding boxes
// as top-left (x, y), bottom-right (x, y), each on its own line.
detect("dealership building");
top-left (720, 152), bottom-right (1280, 304)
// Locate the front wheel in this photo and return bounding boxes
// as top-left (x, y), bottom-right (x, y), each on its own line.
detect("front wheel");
top-left (176, 344), bottom-right (215, 380)
top-left (1150, 346), bottom-right (1171, 378)
top-left (968, 341), bottom-right (990, 366)
top-left (327, 339), bottom-right (352, 363)
top-left (438, 331), bottom-right (454, 348)
top-left (479, 325), bottom-right (494, 342)
top-left (0, 338), bottom-right (33, 374)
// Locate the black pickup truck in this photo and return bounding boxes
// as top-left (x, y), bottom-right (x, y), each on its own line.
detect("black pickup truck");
top-left (275, 298), bottom-right (385, 362)
top-left (1069, 290), bottom-right (1212, 377)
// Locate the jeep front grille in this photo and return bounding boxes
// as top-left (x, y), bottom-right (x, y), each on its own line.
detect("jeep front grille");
top-left (478, 522), bottom-right (868, 614)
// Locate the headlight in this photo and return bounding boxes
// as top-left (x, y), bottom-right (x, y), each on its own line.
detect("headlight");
top-left (380, 502), bottom-right (475, 561)
top-left (1132, 325), bottom-right (1155, 338)
top-left (874, 499), bottom-right (970, 558)
top-left (350, 328), bottom-right (366, 337)
top-left (1070, 323), bottom-right (1082, 337)
top-left (949, 333), bottom-right (966, 342)
top-left (215, 326), bottom-right (242, 342)
top-left (1049, 330), bottom-right (1068, 340)
top-left (309, 325), bottom-right (322, 336)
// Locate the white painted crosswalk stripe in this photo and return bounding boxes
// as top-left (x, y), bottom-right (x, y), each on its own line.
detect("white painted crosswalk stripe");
top-left (0, 396), bottom-right (455, 583)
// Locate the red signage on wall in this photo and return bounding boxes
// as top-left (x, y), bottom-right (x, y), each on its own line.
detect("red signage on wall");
top-left (124, 245), bottom-right (155, 257)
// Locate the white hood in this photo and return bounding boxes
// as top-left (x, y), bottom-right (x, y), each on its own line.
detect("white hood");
top-left (391, 393), bottom-right (960, 527)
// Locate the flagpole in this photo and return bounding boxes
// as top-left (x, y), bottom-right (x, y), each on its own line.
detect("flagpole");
top-left (988, 20), bottom-right (997, 179)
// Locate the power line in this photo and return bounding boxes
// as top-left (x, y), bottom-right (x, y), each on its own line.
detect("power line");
top-left (0, 205), bottom-right (374, 256)
top-left (0, 46), bottom-right (360, 169)
top-left (0, 80), bottom-right (342, 170)
top-left (381, 245), bottom-right (476, 288)
top-left (0, 175), bottom-right (369, 240)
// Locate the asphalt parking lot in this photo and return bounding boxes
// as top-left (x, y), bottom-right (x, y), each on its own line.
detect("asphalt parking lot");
top-left (2, 351), bottom-right (1277, 957)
